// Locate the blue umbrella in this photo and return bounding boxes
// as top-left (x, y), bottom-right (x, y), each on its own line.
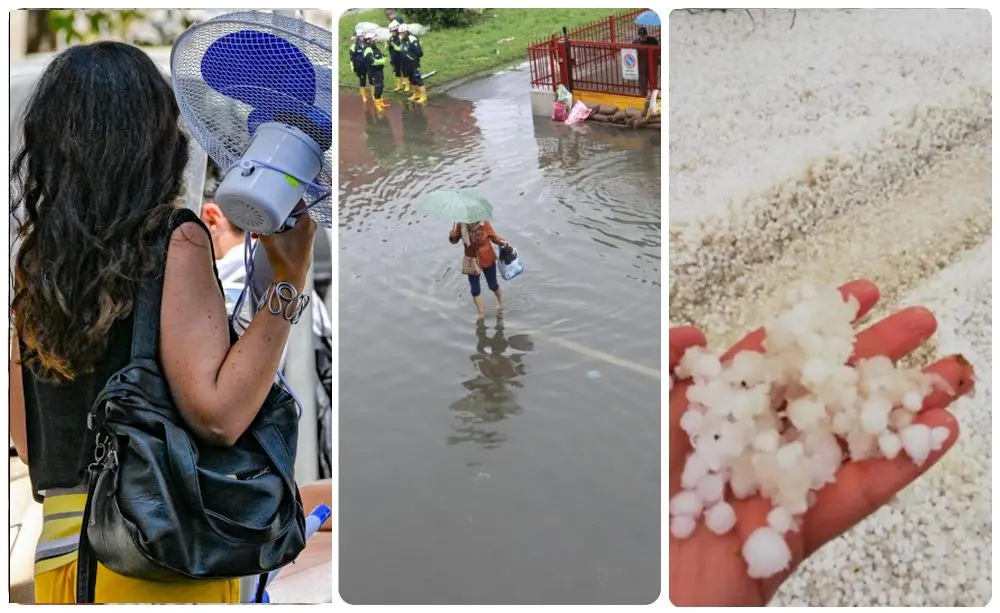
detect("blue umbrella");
top-left (635, 10), bottom-right (660, 27)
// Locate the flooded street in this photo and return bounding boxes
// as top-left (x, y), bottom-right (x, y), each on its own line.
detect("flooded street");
top-left (338, 69), bottom-right (661, 604)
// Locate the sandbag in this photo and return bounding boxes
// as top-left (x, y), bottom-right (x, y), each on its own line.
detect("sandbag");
top-left (598, 103), bottom-right (618, 115)
top-left (590, 114), bottom-right (609, 123)
top-left (625, 106), bottom-right (644, 118)
top-left (611, 110), bottom-right (626, 122)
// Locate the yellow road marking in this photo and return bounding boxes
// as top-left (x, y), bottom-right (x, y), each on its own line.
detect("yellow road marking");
top-left (395, 288), bottom-right (661, 380)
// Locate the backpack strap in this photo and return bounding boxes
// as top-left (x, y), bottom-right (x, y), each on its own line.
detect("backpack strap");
top-left (77, 208), bottom-right (221, 602)
top-left (254, 573), bottom-right (269, 603)
top-left (130, 208), bottom-right (220, 361)
top-left (74, 465), bottom-right (101, 603)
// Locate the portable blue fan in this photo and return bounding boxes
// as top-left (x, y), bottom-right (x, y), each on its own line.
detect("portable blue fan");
top-left (171, 11), bottom-right (333, 234)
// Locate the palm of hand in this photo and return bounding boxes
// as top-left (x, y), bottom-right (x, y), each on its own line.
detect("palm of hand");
top-left (668, 281), bottom-right (973, 606)
top-left (669, 499), bottom-right (778, 606)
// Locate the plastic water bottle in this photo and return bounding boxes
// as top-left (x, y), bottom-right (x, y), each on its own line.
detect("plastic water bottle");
top-left (254, 504), bottom-right (332, 603)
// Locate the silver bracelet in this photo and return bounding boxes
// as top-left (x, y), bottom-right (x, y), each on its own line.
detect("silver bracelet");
top-left (256, 281), bottom-right (310, 325)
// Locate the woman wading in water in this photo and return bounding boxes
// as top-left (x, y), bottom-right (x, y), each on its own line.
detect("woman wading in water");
top-left (450, 221), bottom-right (509, 318)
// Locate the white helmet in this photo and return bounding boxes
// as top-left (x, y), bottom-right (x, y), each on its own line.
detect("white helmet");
top-left (398, 23), bottom-right (409, 33)
top-left (388, 20), bottom-right (399, 32)
top-left (363, 30), bottom-right (375, 41)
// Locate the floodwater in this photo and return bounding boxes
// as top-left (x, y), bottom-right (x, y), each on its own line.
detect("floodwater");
top-left (338, 68), bottom-right (661, 605)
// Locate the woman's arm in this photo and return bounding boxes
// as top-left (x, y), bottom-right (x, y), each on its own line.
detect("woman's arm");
top-left (159, 222), bottom-right (303, 447)
top-left (449, 223), bottom-right (461, 244)
top-left (9, 325), bottom-right (28, 463)
top-left (486, 222), bottom-right (507, 246)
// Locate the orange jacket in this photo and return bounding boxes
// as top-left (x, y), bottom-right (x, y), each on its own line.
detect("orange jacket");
top-left (449, 221), bottom-right (506, 269)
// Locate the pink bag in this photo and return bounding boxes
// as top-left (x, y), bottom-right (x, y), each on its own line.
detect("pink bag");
top-left (551, 101), bottom-right (568, 122)
top-left (565, 100), bottom-right (594, 125)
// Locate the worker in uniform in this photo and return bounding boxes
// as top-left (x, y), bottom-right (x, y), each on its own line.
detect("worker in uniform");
top-left (362, 31), bottom-right (391, 112)
top-left (348, 32), bottom-right (369, 102)
top-left (398, 23), bottom-right (427, 104)
top-left (387, 21), bottom-right (409, 94)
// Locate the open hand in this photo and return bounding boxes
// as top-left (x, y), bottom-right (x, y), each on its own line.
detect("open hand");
top-left (668, 280), bottom-right (974, 606)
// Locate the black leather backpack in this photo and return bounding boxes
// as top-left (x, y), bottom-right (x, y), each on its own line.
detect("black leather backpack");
top-left (76, 209), bottom-right (306, 602)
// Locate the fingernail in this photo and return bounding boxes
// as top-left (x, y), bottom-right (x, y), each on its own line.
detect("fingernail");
top-left (947, 354), bottom-right (976, 396)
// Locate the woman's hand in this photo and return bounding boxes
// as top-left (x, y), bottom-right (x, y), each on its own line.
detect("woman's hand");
top-left (669, 280), bottom-right (975, 606)
top-left (258, 215), bottom-right (317, 290)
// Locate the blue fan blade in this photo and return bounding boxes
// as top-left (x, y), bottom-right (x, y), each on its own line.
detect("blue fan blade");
top-left (246, 104), bottom-right (332, 151)
top-left (313, 65), bottom-right (332, 113)
top-left (201, 30), bottom-right (316, 112)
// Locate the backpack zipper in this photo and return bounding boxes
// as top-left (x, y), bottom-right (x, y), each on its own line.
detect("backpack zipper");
top-left (230, 466), bottom-right (271, 480)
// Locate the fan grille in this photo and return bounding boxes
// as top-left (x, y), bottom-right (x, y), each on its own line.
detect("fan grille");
top-left (171, 11), bottom-right (333, 227)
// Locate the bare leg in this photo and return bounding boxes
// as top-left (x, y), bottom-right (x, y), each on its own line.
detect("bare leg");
top-left (493, 287), bottom-right (504, 311)
top-left (473, 295), bottom-right (486, 319)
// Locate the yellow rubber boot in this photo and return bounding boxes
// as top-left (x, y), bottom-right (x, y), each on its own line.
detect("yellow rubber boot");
top-left (368, 85), bottom-right (375, 99)
top-left (359, 87), bottom-right (368, 102)
top-left (415, 86), bottom-right (428, 104)
top-left (374, 97), bottom-right (390, 112)
top-left (408, 83), bottom-right (420, 101)
top-left (403, 79), bottom-right (412, 94)
top-left (393, 78), bottom-right (403, 93)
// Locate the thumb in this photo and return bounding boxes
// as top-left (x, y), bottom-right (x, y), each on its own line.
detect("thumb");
top-left (669, 325), bottom-right (706, 374)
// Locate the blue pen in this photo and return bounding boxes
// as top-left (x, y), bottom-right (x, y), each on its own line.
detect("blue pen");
top-left (254, 504), bottom-right (332, 603)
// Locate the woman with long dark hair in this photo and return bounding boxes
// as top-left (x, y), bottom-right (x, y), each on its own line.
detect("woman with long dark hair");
top-left (8, 41), bottom-right (317, 603)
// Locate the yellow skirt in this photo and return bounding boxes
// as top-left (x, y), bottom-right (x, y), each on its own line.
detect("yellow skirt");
top-left (34, 561), bottom-right (241, 604)
top-left (33, 492), bottom-right (240, 604)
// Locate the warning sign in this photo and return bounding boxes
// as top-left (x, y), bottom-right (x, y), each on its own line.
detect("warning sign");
top-left (620, 48), bottom-right (639, 81)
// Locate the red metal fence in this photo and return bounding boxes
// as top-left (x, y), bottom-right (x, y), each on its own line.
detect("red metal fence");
top-left (527, 9), bottom-right (661, 97)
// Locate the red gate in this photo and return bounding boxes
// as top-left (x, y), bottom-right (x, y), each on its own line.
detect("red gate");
top-left (527, 9), bottom-right (661, 97)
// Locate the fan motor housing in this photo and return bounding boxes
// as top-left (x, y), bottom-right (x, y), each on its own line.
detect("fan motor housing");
top-left (215, 122), bottom-right (324, 234)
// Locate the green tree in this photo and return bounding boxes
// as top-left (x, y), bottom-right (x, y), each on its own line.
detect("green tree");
top-left (46, 9), bottom-right (146, 46)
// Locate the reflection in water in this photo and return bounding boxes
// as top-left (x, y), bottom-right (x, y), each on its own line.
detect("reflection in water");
top-left (400, 103), bottom-right (430, 145)
top-left (446, 315), bottom-right (534, 448)
top-left (362, 109), bottom-right (396, 166)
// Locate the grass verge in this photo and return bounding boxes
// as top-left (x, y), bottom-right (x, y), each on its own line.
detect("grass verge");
top-left (337, 8), bottom-right (617, 93)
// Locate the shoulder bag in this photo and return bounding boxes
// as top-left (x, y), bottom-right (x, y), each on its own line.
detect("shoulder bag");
top-left (76, 209), bottom-right (306, 603)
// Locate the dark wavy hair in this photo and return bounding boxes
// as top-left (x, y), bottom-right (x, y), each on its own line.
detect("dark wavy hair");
top-left (11, 41), bottom-right (190, 384)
